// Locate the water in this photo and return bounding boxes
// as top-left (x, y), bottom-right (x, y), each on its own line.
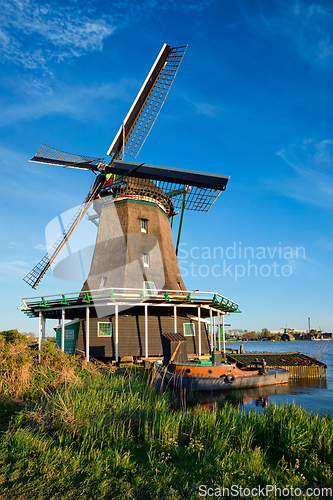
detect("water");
top-left (193, 340), bottom-right (333, 416)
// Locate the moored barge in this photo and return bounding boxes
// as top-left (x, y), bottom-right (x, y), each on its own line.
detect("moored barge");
top-left (152, 359), bottom-right (290, 391)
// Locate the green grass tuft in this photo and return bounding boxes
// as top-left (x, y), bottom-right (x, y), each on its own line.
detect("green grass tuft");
top-left (0, 336), bottom-right (332, 499)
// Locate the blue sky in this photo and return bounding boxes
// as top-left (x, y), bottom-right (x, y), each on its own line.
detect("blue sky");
top-left (1, 0), bottom-right (332, 335)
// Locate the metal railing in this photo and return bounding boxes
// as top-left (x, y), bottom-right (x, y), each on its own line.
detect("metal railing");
top-left (20, 287), bottom-right (240, 313)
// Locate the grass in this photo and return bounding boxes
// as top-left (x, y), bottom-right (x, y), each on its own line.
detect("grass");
top-left (0, 400), bottom-right (23, 436)
top-left (0, 330), bottom-right (332, 499)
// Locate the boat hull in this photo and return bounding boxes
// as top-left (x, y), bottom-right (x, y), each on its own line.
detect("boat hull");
top-left (152, 363), bottom-right (290, 391)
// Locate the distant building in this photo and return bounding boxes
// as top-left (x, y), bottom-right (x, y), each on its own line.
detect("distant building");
top-left (281, 332), bottom-right (295, 341)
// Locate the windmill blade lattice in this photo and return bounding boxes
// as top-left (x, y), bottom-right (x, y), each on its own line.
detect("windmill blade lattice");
top-left (30, 143), bottom-right (105, 170)
top-left (23, 180), bottom-right (103, 289)
top-left (108, 45), bottom-right (187, 160)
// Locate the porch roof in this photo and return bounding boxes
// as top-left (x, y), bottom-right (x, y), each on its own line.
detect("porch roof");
top-left (19, 287), bottom-right (241, 320)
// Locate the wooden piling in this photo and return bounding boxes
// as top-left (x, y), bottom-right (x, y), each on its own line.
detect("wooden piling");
top-left (227, 352), bottom-right (327, 379)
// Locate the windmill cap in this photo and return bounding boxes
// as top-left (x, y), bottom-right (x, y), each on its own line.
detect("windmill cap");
top-left (110, 160), bottom-right (229, 191)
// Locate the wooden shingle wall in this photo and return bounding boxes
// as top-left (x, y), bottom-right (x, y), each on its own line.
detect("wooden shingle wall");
top-left (77, 310), bottom-right (210, 358)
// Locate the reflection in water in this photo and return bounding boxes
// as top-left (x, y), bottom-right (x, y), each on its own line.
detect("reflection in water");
top-left (289, 377), bottom-right (327, 390)
top-left (199, 340), bottom-right (332, 415)
top-left (254, 397), bottom-right (268, 408)
top-left (173, 341), bottom-right (332, 414)
top-left (189, 377), bottom-right (328, 413)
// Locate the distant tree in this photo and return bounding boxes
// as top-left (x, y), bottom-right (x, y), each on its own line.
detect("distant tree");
top-left (274, 333), bottom-right (281, 341)
top-left (0, 329), bottom-right (27, 343)
top-left (310, 329), bottom-right (319, 338)
top-left (241, 331), bottom-right (258, 340)
top-left (261, 328), bottom-right (270, 339)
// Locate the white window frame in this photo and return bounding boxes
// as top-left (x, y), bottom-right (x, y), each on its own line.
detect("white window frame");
top-left (98, 322), bottom-right (112, 337)
top-left (183, 323), bottom-right (195, 336)
top-left (140, 219), bottom-right (147, 233)
top-left (143, 253), bottom-right (150, 268)
top-left (100, 277), bottom-right (107, 290)
top-left (65, 329), bottom-right (75, 340)
top-left (143, 281), bottom-right (156, 297)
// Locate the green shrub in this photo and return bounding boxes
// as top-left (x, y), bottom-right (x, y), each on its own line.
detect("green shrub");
top-left (0, 331), bottom-right (83, 400)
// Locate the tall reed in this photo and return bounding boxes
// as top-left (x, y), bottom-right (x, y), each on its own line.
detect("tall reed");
top-left (0, 363), bottom-right (331, 499)
top-left (0, 330), bottom-right (87, 400)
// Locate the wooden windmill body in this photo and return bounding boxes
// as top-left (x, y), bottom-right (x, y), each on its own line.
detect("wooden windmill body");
top-left (81, 180), bottom-right (186, 294)
top-left (21, 45), bottom-right (240, 361)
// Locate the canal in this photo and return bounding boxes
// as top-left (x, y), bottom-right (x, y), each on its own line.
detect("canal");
top-left (194, 340), bottom-right (333, 416)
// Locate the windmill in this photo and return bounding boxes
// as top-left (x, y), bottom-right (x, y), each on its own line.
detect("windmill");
top-left (24, 44), bottom-right (188, 289)
top-left (21, 43), bottom-right (240, 361)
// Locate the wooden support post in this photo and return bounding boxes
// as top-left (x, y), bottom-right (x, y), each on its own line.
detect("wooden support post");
top-left (210, 308), bottom-right (213, 353)
top-left (115, 304), bottom-right (119, 363)
top-left (198, 307), bottom-right (201, 356)
top-left (38, 310), bottom-right (44, 363)
top-left (174, 305), bottom-right (177, 334)
top-left (144, 304), bottom-right (148, 359)
top-left (61, 309), bottom-right (65, 353)
top-left (41, 313), bottom-right (46, 341)
top-left (175, 190), bottom-right (188, 256)
top-left (86, 306), bottom-right (90, 363)
top-left (217, 311), bottom-right (221, 352)
top-left (222, 313), bottom-right (226, 356)
top-left (122, 121), bottom-right (125, 159)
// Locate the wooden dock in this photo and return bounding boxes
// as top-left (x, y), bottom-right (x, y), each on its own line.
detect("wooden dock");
top-left (226, 352), bottom-right (327, 379)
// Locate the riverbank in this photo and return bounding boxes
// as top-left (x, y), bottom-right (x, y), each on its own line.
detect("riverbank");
top-left (0, 352), bottom-right (332, 497)
top-left (0, 332), bottom-right (332, 499)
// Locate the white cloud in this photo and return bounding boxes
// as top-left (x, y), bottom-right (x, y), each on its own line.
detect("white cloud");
top-left (0, 146), bottom-right (85, 208)
top-left (34, 244), bottom-right (46, 251)
top-left (0, 0), bottom-right (116, 69)
top-left (0, 260), bottom-right (30, 277)
top-left (313, 238), bottom-right (333, 252)
top-left (289, 1), bottom-right (333, 65)
top-left (241, 0), bottom-right (333, 67)
top-left (3, 241), bottom-right (17, 249)
top-left (275, 138), bottom-right (333, 208)
top-left (192, 101), bottom-right (218, 117)
top-left (0, 78), bottom-right (139, 126)
top-left (180, 93), bottom-right (219, 117)
top-left (0, 0), bottom-right (212, 71)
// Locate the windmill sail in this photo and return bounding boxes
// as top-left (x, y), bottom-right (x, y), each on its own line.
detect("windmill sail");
top-left (24, 44), bottom-right (187, 288)
top-left (23, 180), bottom-right (103, 289)
top-left (108, 44), bottom-right (187, 160)
top-left (29, 45), bottom-right (187, 170)
top-left (30, 143), bottom-right (105, 170)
